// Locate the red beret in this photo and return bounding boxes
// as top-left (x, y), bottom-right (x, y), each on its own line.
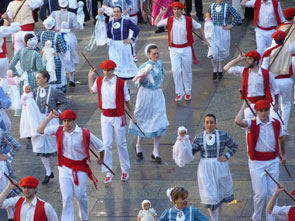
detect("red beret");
top-left (99, 59), bottom-right (117, 70)
top-left (170, 2), bottom-right (185, 9)
top-left (254, 100), bottom-right (271, 111)
top-left (20, 176), bottom-right (39, 188)
top-left (272, 30), bottom-right (287, 41)
top-left (60, 110), bottom-right (77, 120)
top-left (244, 50), bottom-right (261, 61)
top-left (283, 8), bottom-right (295, 20)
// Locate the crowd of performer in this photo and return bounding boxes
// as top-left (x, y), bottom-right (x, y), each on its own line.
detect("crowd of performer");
top-left (0, 0), bottom-right (294, 220)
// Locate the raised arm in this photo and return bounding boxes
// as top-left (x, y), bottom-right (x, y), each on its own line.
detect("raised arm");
top-left (88, 69), bottom-right (97, 94)
top-left (266, 184), bottom-right (284, 215)
top-left (224, 53), bottom-right (245, 72)
top-left (234, 101), bottom-right (249, 128)
top-left (36, 110), bottom-right (59, 134)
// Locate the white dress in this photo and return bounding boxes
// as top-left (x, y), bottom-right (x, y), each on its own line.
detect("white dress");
top-left (6, 76), bottom-right (21, 110)
top-left (95, 16), bottom-right (108, 46)
top-left (204, 19), bottom-right (219, 60)
top-left (137, 208), bottom-right (157, 221)
top-left (173, 135), bottom-right (194, 167)
top-left (20, 92), bottom-right (43, 138)
top-left (42, 43), bottom-right (57, 83)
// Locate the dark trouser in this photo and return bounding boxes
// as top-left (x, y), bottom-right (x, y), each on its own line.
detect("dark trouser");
top-left (185, 0), bottom-right (203, 19)
top-left (81, 0), bottom-right (91, 21)
top-left (39, 0), bottom-right (59, 21)
top-left (91, 0), bottom-right (103, 19)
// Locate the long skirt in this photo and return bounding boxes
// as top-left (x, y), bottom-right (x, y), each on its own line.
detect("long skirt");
top-left (129, 87), bottom-right (169, 137)
top-left (108, 40), bottom-right (137, 79)
top-left (211, 26), bottom-right (231, 61)
top-left (197, 158), bottom-right (234, 209)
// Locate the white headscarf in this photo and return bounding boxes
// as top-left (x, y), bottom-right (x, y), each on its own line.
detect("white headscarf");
top-left (27, 37), bottom-right (38, 49)
top-left (144, 43), bottom-right (158, 58)
top-left (178, 126), bottom-right (187, 135)
top-left (141, 200), bottom-right (151, 209)
top-left (43, 17), bottom-right (56, 30)
top-left (59, 0), bottom-right (68, 8)
top-left (166, 187), bottom-right (176, 202)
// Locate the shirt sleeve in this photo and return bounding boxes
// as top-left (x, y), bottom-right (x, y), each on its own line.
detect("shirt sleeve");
top-left (91, 79), bottom-right (98, 94)
top-left (9, 50), bottom-right (22, 76)
top-left (228, 5), bottom-right (242, 26)
top-left (124, 81), bottom-right (130, 102)
top-left (193, 207), bottom-right (210, 221)
top-left (192, 19), bottom-right (201, 30)
top-left (1, 196), bottom-right (20, 209)
top-left (125, 0), bottom-right (133, 10)
top-left (0, 23), bottom-right (21, 38)
top-left (45, 202), bottom-right (58, 221)
top-left (261, 56), bottom-right (270, 70)
top-left (227, 66), bottom-right (244, 77)
top-left (28, 0), bottom-right (44, 9)
top-left (289, 42), bottom-right (295, 54)
top-left (268, 71), bottom-right (279, 95)
top-left (157, 18), bottom-right (168, 27)
top-left (3, 131), bottom-right (21, 163)
top-left (192, 136), bottom-right (201, 155)
top-left (158, 209), bottom-right (169, 221)
top-left (137, 210), bottom-right (143, 217)
top-left (44, 125), bottom-right (60, 136)
top-left (272, 205), bottom-right (291, 220)
top-left (150, 208), bottom-right (157, 216)
top-left (277, 2), bottom-right (285, 23)
top-left (0, 87), bottom-right (11, 109)
top-left (89, 132), bottom-right (105, 152)
top-left (245, 0), bottom-right (255, 8)
top-left (127, 20), bottom-right (140, 41)
top-left (246, 119), bottom-right (252, 131)
top-left (54, 89), bottom-right (70, 112)
top-left (224, 132), bottom-right (238, 159)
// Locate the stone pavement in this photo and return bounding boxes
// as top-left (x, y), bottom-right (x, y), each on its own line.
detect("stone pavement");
top-left (1, 0), bottom-right (295, 220)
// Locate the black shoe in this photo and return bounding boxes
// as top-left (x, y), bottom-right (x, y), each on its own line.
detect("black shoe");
top-left (42, 172), bottom-right (54, 184)
top-left (151, 154), bottom-right (162, 163)
top-left (155, 27), bottom-right (165, 33)
top-left (69, 81), bottom-right (76, 87)
top-left (134, 146), bottom-right (143, 159)
top-left (213, 72), bottom-right (217, 80)
top-left (218, 72), bottom-right (223, 80)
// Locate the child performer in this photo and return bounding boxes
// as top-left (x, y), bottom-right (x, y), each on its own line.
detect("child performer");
top-left (204, 12), bottom-right (218, 61)
top-left (42, 40), bottom-right (57, 83)
top-left (137, 200), bottom-right (157, 221)
top-left (77, 1), bottom-right (85, 29)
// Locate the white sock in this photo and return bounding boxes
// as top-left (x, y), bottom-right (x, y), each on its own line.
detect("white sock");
top-left (218, 61), bottom-right (224, 72)
top-left (136, 136), bottom-right (144, 153)
top-left (40, 157), bottom-right (52, 176)
top-left (69, 72), bottom-right (75, 82)
top-left (208, 208), bottom-right (219, 221)
top-left (211, 59), bottom-right (218, 72)
top-left (152, 136), bottom-right (160, 157)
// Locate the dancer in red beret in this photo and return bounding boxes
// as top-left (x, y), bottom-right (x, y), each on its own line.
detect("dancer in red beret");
top-left (0, 176), bottom-right (58, 221)
top-left (224, 50), bottom-right (279, 119)
top-left (235, 100), bottom-right (286, 221)
top-left (36, 109), bottom-right (105, 221)
top-left (154, 2), bottom-right (209, 102)
top-left (88, 59), bottom-right (136, 184)
top-left (261, 30), bottom-right (295, 136)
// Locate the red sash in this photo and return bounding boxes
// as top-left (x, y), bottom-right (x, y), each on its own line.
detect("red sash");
top-left (288, 206), bottom-right (295, 220)
top-left (14, 197), bottom-right (47, 221)
top-left (254, 0), bottom-right (281, 26)
top-left (0, 38), bottom-right (7, 58)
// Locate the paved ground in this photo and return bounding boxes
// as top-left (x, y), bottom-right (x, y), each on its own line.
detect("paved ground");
top-left (1, 0), bottom-right (295, 220)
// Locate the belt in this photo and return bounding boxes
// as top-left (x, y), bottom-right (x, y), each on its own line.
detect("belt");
top-left (171, 43), bottom-right (189, 48)
top-left (129, 12), bottom-right (138, 17)
top-left (102, 108), bottom-right (117, 117)
top-left (275, 75), bottom-right (291, 79)
top-left (257, 25), bottom-right (277, 31)
top-left (21, 24), bottom-right (34, 31)
top-left (0, 52), bottom-right (6, 58)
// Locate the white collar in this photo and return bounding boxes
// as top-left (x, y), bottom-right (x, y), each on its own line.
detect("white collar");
top-left (23, 196), bottom-right (37, 206)
top-left (256, 116), bottom-right (274, 125)
top-left (103, 75), bottom-right (117, 83)
top-left (63, 125), bottom-right (81, 134)
top-left (174, 15), bottom-right (185, 21)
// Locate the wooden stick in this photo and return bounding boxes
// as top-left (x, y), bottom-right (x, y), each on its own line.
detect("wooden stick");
top-left (192, 30), bottom-right (203, 41)
top-left (125, 110), bottom-right (146, 137)
top-left (270, 103), bottom-right (285, 125)
top-left (278, 155), bottom-right (291, 178)
top-left (234, 43), bottom-right (243, 55)
top-left (88, 148), bottom-right (115, 176)
top-left (264, 169), bottom-right (295, 201)
top-left (239, 90), bottom-right (256, 117)
top-left (4, 173), bottom-right (23, 193)
top-left (81, 52), bottom-right (100, 76)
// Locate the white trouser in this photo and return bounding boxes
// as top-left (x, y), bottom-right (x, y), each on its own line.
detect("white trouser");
top-left (169, 46), bottom-right (192, 95)
top-left (0, 57), bottom-right (8, 92)
top-left (58, 166), bottom-right (88, 221)
top-left (12, 30), bottom-right (35, 54)
top-left (255, 28), bottom-right (275, 55)
top-left (248, 158), bottom-right (279, 221)
top-left (101, 114), bottom-right (130, 173)
top-left (275, 78), bottom-right (292, 133)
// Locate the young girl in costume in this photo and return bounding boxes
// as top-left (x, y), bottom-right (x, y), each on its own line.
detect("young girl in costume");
top-left (42, 40), bottom-right (57, 83)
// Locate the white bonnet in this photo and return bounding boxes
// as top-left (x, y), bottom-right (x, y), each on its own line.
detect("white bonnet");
top-left (43, 17), bottom-right (55, 30)
top-left (178, 126), bottom-right (187, 135)
top-left (144, 43), bottom-right (158, 58)
top-left (23, 84), bottom-right (30, 92)
top-left (78, 1), bottom-right (84, 7)
top-left (141, 200), bottom-right (151, 209)
top-left (45, 40), bottom-right (52, 47)
top-left (59, 0), bottom-right (68, 8)
top-left (166, 187), bottom-right (176, 202)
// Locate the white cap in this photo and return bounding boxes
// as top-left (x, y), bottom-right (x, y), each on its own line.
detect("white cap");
top-left (166, 187), bottom-right (176, 202)
top-left (59, 0), bottom-right (68, 8)
top-left (43, 17), bottom-right (55, 30)
top-left (141, 200), bottom-right (151, 209)
top-left (144, 43), bottom-right (158, 58)
top-left (178, 126), bottom-right (187, 135)
top-left (78, 1), bottom-right (84, 7)
top-left (61, 21), bottom-right (71, 33)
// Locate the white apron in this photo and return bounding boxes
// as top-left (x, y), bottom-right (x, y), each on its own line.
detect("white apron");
top-left (197, 130), bottom-right (233, 206)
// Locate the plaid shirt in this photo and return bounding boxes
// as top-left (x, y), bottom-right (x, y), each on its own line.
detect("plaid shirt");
top-left (192, 130), bottom-right (238, 159)
top-left (208, 3), bottom-right (242, 27)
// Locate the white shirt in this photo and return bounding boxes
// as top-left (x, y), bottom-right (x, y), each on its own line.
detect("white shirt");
top-left (157, 15), bottom-right (201, 45)
top-left (246, 116), bottom-right (282, 152)
top-left (91, 76), bottom-right (130, 109)
top-left (245, 0), bottom-right (284, 27)
top-left (7, 0), bottom-right (43, 19)
top-left (44, 125), bottom-right (104, 161)
top-left (261, 42), bottom-right (295, 69)
top-left (228, 66), bottom-right (279, 96)
top-left (2, 196), bottom-right (58, 221)
top-left (272, 205), bottom-right (292, 220)
top-left (0, 23), bottom-right (21, 38)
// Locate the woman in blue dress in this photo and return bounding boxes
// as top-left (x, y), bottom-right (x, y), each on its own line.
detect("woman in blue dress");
top-left (107, 5), bottom-right (139, 80)
top-left (129, 44), bottom-right (169, 163)
top-left (158, 186), bottom-right (209, 221)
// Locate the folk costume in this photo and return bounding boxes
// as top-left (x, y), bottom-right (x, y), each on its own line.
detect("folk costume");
top-left (107, 16), bottom-right (140, 79)
top-left (244, 0), bottom-right (284, 55)
top-left (91, 60), bottom-right (131, 182)
top-left (158, 206), bottom-right (209, 221)
top-left (0, 129), bottom-right (21, 220)
top-left (7, 0), bottom-right (44, 54)
top-left (261, 30), bottom-right (295, 135)
top-left (0, 22), bottom-right (21, 92)
top-left (1, 176), bottom-right (58, 221)
top-left (227, 50), bottom-right (279, 119)
top-left (157, 2), bottom-right (202, 100)
top-left (43, 110), bottom-right (104, 221)
top-left (192, 129), bottom-right (238, 217)
top-left (37, 17), bottom-right (68, 92)
top-left (244, 100), bottom-right (283, 221)
top-left (137, 200), bottom-right (157, 221)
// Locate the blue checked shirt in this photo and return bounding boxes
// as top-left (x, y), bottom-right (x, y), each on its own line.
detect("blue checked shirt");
top-left (208, 3), bottom-right (242, 27)
top-left (192, 130), bottom-right (238, 159)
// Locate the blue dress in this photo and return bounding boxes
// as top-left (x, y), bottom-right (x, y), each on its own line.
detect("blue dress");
top-left (128, 60), bottom-right (169, 137)
top-left (158, 206), bottom-right (209, 221)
